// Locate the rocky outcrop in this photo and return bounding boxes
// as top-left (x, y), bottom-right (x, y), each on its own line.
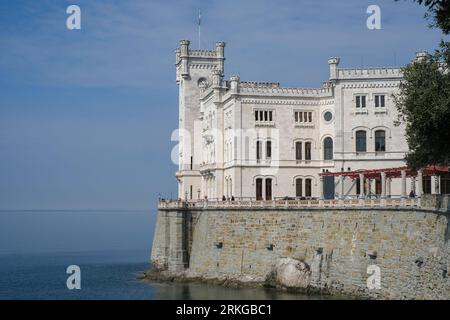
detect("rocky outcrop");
top-left (141, 268), bottom-right (265, 289)
top-left (265, 258), bottom-right (311, 291)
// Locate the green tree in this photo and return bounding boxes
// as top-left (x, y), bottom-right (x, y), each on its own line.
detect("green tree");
top-left (394, 1), bottom-right (450, 169)
top-left (394, 42), bottom-right (450, 169)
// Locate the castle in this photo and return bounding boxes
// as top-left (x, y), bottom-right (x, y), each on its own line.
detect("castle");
top-left (175, 40), bottom-right (440, 201)
top-left (149, 41), bottom-right (450, 299)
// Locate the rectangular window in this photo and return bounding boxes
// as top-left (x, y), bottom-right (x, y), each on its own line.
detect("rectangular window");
top-left (356, 95), bottom-right (366, 109)
top-left (266, 141), bottom-right (272, 159)
top-left (375, 95), bottom-right (385, 108)
top-left (255, 109), bottom-right (274, 123)
top-left (295, 142), bottom-right (302, 160)
top-left (294, 111), bottom-right (312, 123)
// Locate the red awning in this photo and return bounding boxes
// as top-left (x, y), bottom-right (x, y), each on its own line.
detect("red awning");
top-left (319, 165), bottom-right (450, 179)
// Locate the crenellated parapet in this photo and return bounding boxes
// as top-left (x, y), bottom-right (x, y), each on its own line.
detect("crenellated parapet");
top-left (188, 50), bottom-right (218, 58)
top-left (239, 84), bottom-right (334, 97)
top-left (240, 81), bottom-right (281, 89)
top-left (337, 67), bottom-right (403, 80)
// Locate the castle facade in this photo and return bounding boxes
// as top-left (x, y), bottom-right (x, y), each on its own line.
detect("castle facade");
top-left (174, 40), bottom-right (428, 201)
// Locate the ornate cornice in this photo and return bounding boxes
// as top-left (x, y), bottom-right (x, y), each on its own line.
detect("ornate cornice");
top-left (341, 81), bottom-right (401, 89)
top-left (241, 98), bottom-right (334, 106)
top-left (239, 87), bottom-right (333, 96)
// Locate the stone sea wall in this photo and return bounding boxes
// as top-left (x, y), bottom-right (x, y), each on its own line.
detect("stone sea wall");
top-left (151, 204), bottom-right (450, 299)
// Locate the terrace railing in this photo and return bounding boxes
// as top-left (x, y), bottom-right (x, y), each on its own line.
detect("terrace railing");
top-left (158, 197), bottom-right (419, 210)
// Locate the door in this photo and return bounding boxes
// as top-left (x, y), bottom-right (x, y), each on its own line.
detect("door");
top-left (323, 176), bottom-right (335, 199)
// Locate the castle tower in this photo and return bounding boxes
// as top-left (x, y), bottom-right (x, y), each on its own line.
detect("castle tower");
top-left (175, 40), bottom-right (225, 199)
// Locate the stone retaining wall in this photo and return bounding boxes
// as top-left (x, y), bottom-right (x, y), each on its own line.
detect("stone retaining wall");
top-left (151, 206), bottom-right (450, 299)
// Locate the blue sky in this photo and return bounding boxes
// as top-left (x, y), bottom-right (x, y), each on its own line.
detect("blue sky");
top-left (0, 0), bottom-right (447, 211)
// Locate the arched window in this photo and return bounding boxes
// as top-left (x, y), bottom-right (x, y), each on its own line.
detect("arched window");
top-left (323, 137), bottom-right (333, 160)
top-left (256, 178), bottom-right (263, 200)
top-left (295, 141), bottom-right (302, 160)
top-left (375, 130), bottom-right (386, 152)
top-left (265, 179), bottom-right (272, 200)
top-left (305, 179), bottom-right (312, 197)
top-left (296, 178), bottom-right (303, 197)
top-left (305, 142), bottom-right (312, 160)
top-left (355, 130), bottom-right (367, 152)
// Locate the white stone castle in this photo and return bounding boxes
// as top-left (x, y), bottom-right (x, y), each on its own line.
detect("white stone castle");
top-left (174, 40), bottom-right (429, 201)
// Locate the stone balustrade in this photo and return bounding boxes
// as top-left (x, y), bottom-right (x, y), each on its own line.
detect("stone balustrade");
top-left (158, 197), bottom-right (422, 210)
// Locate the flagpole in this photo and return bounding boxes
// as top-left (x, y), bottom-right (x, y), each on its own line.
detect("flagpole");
top-left (198, 10), bottom-right (201, 49)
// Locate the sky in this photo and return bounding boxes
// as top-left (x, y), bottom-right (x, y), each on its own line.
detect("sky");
top-left (0, 0), bottom-right (448, 253)
top-left (0, 0), bottom-right (447, 210)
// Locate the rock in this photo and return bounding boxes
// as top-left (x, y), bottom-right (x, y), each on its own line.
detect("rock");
top-left (272, 258), bottom-right (311, 289)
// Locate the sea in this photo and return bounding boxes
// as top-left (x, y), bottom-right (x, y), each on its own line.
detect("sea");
top-left (0, 210), bottom-right (335, 300)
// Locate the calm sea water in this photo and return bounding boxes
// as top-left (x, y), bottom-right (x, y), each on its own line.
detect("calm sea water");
top-left (0, 210), bottom-right (334, 300)
top-left (0, 251), bottom-right (334, 300)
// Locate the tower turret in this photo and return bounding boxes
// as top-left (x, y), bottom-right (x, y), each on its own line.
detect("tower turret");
top-left (215, 42), bottom-right (225, 75)
top-left (328, 57), bottom-right (340, 80)
top-left (229, 75), bottom-right (240, 94)
top-left (415, 51), bottom-right (428, 62)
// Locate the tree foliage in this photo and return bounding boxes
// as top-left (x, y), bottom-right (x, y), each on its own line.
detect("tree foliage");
top-left (394, 41), bottom-right (450, 169)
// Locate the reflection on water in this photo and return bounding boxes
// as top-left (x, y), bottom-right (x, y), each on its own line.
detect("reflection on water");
top-left (0, 251), bottom-right (348, 299)
top-left (148, 281), bottom-right (342, 300)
